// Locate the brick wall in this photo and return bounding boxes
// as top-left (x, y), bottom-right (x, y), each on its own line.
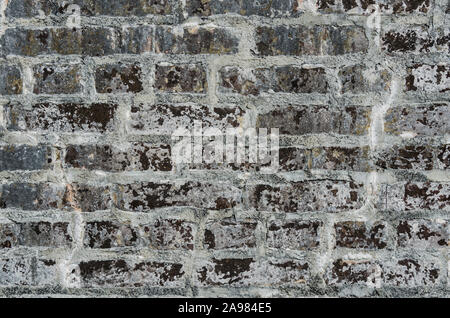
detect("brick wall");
top-left (0, 0), bottom-right (448, 297)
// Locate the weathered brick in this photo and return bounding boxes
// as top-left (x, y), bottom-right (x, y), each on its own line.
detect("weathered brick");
top-left (334, 221), bottom-right (387, 249)
top-left (130, 103), bottom-right (244, 134)
top-left (309, 146), bottom-right (370, 171)
top-left (33, 64), bottom-right (82, 95)
top-left (338, 64), bottom-right (391, 94)
top-left (115, 181), bottom-right (242, 211)
top-left (335, 0), bottom-right (431, 14)
top-left (64, 143), bottom-right (172, 171)
top-left (0, 64), bottom-right (22, 95)
top-left (375, 144), bottom-right (449, 170)
top-left (195, 258), bottom-right (309, 286)
top-left (255, 25), bottom-right (368, 56)
top-left (95, 63), bottom-right (143, 93)
top-left (78, 259), bottom-right (185, 287)
top-left (121, 26), bottom-right (153, 54)
top-left (186, 0), bottom-right (302, 17)
top-left (257, 105), bottom-right (371, 136)
top-left (85, 220), bottom-right (196, 249)
top-left (378, 182), bottom-right (450, 211)
top-left (326, 259), bottom-right (379, 286)
top-left (0, 183), bottom-right (110, 212)
top-left (0, 145), bottom-right (52, 171)
top-left (268, 220), bottom-right (321, 249)
top-left (155, 26), bottom-right (239, 54)
top-left (383, 259), bottom-right (439, 287)
top-left (219, 66), bottom-right (271, 96)
top-left (248, 180), bottom-right (365, 213)
top-left (397, 220), bottom-right (448, 248)
top-left (405, 64), bottom-right (449, 93)
top-left (155, 63), bottom-right (207, 93)
top-left (0, 222), bottom-right (72, 248)
top-left (384, 103), bottom-right (450, 137)
top-left (6, 102), bottom-right (117, 133)
top-left (382, 27), bottom-right (448, 54)
top-left (204, 220), bottom-right (257, 249)
top-left (0, 257), bottom-right (58, 286)
top-left (274, 66), bottom-right (328, 93)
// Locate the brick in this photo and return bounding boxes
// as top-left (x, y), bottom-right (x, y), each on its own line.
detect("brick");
top-left (257, 105), bottom-right (371, 136)
top-left (326, 259), bottom-right (380, 285)
top-left (267, 220), bottom-right (321, 249)
top-left (383, 259), bottom-right (439, 287)
top-left (405, 64), bottom-right (449, 93)
top-left (375, 144), bottom-right (449, 170)
top-left (64, 143), bottom-right (172, 171)
top-left (130, 103), bottom-right (244, 134)
top-left (0, 64), bottom-right (23, 95)
top-left (337, 0), bottom-right (431, 14)
top-left (155, 26), bottom-right (239, 54)
top-left (219, 65), bottom-right (328, 95)
top-left (334, 221), bottom-right (387, 249)
top-left (85, 219), bottom-right (196, 250)
top-left (1, 27), bottom-right (123, 56)
top-left (185, 0), bottom-right (302, 17)
top-left (255, 25), bottom-right (368, 56)
top-left (121, 26), bottom-right (153, 54)
top-left (0, 257), bottom-right (57, 286)
top-left (0, 222), bottom-right (72, 248)
top-left (33, 64), bottom-right (82, 95)
top-left (384, 103), bottom-right (450, 137)
top-left (248, 180), bottom-right (365, 213)
top-left (378, 182), bottom-right (450, 211)
top-left (0, 145), bottom-right (52, 171)
top-left (195, 258), bottom-right (309, 286)
top-left (204, 220), bottom-right (257, 249)
top-left (115, 181), bottom-right (242, 211)
top-left (78, 259), bottom-right (185, 287)
top-left (155, 63), bottom-right (207, 93)
top-left (0, 183), bottom-right (110, 212)
top-left (397, 220), bottom-right (448, 248)
top-left (338, 64), bottom-right (391, 94)
top-left (6, 102), bottom-right (117, 133)
top-left (95, 63), bottom-right (143, 93)
top-left (382, 27), bottom-right (448, 54)
top-left (309, 146), bottom-right (370, 171)
top-left (71, 0), bottom-right (173, 16)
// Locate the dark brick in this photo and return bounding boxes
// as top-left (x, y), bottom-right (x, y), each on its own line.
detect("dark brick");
top-left (155, 26), bottom-right (239, 54)
top-left (0, 64), bottom-right (23, 95)
top-left (79, 259), bottom-right (185, 287)
top-left (33, 64), bottom-right (82, 94)
top-left (405, 64), bottom-right (449, 93)
top-left (186, 0), bottom-right (302, 17)
top-left (397, 220), bottom-right (448, 248)
top-left (274, 66), bottom-right (328, 93)
top-left (334, 221), bottom-right (387, 249)
top-left (195, 258), bottom-right (309, 286)
top-left (255, 25), bottom-right (368, 56)
top-left (0, 222), bottom-right (72, 248)
top-left (95, 63), bottom-right (143, 93)
top-left (155, 63), bottom-right (207, 93)
top-left (340, 0), bottom-right (430, 14)
top-left (378, 182), bottom-right (450, 211)
top-left (384, 103), bottom-right (449, 137)
top-left (248, 180), bottom-right (365, 213)
top-left (81, 27), bottom-right (120, 56)
top-left (121, 26), bottom-right (153, 54)
top-left (142, 219), bottom-right (196, 250)
top-left (375, 144), bottom-right (448, 170)
top-left (327, 259), bottom-right (379, 285)
top-left (268, 220), bottom-right (321, 249)
top-left (84, 221), bottom-right (138, 248)
top-left (6, 102), bottom-right (117, 133)
top-left (338, 64), bottom-right (391, 94)
top-left (382, 27), bottom-right (448, 54)
top-left (0, 145), bottom-right (52, 171)
top-left (116, 181), bottom-right (242, 211)
top-left (383, 259), bottom-right (440, 287)
top-left (218, 66), bottom-right (271, 96)
top-left (204, 220), bottom-right (257, 249)
top-left (64, 143), bottom-right (172, 171)
top-left (130, 103), bottom-right (244, 134)
top-left (0, 183), bottom-right (110, 212)
top-left (257, 105), bottom-right (371, 136)
top-left (309, 146), bottom-right (370, 171)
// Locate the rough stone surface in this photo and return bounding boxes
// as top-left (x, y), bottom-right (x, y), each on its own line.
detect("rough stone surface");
top-left (0, 0), bottom-right (448, 298)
